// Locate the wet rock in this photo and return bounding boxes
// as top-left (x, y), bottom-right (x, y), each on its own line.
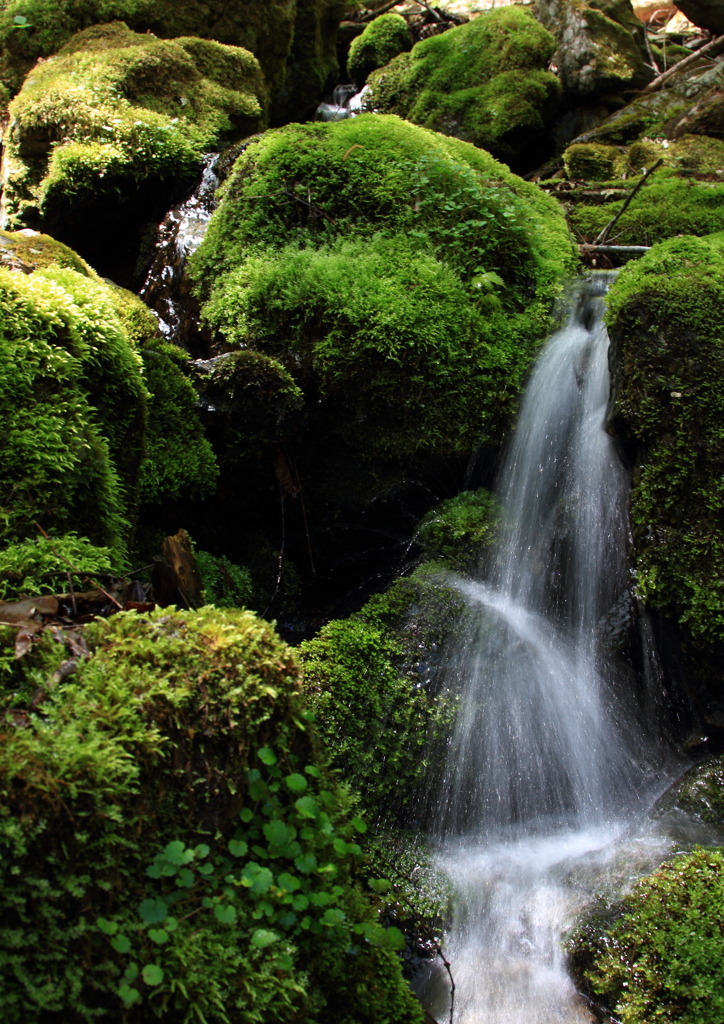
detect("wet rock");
top-left (537, 0), bottom-right (653, 98)
top-left (649, 754), bottom-right (724, 836)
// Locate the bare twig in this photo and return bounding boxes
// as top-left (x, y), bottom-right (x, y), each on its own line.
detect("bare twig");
top-left (580, 244), bottom-right (652, 255)
top-left (413, 0), bottom-right (442, 22)
top-left (643, 24), bottom-right (660, 75)
top-left (360, 0), bottom-right (406, 21)
top-left (593, 159), bottom-right (663, 245)
top-left (642, 33), bottom-right (724, 92)
top-left (34, 522), bottom-right (122, 609)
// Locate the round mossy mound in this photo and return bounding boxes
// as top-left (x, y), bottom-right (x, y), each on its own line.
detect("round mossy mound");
top-left (191, 114), bottom-right (575, 466)
top-left (364, 7), bottom-right (560, 171)
top-left (605, 233), bottom-right (724, 706)
top-left (0, 606), bottom-right (424, 1023)
top-left (347, 12), bottom-right (411, 86)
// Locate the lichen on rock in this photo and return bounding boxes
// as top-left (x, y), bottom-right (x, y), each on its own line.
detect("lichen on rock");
top-left (364, 7), bottom-right (560, 171)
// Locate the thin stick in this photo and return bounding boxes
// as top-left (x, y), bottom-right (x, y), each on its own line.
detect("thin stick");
top-left (413, 0), bottom-right (442, 22)
top-left (360, 0), bottom-right (406, 22)
top-left (643, 24), bottom-right (660, 74)
top-left (642, 33), bottom-right (724, 92)
top-left (34, 522), bottom-right (122, 609)
top-left (593, 159), bottom-right (663, 245)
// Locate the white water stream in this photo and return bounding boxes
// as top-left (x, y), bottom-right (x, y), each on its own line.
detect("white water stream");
top-left (422, 275), bottom-right (684, 1024)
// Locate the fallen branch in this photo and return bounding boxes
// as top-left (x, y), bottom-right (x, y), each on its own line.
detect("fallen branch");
top-left (360, 0), bottom-right (406, 22)
top-left (642, 33), bottom-right (724, 92)
top-left (413, 0), bottom-right (442, 22)
top-left (580, 244), bottom-right (652, 255)
top-left (593, 159), bottom-right (663, 246)
top-left (643, 25), bottom-right (660, 75)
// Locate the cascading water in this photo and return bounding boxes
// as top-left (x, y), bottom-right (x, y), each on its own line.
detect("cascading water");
top-left (422, 274), bottom-right (683, 1024)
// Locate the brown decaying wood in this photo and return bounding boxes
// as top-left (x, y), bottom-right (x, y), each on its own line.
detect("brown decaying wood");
top-left (161, 529), bottom-right (204, 609)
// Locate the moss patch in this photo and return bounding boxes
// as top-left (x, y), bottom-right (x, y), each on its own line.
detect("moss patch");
top-left (347, 12), bottom-right (410, 86)
top-left (564, 141), bottom-right (627, 181)
top-left (0, 605), bottom-right (423, 1023)
top-left (365, 7), bottom-right (559, 170)
top-left (569, 168), bottom-right (724, 245)
top-left (2, 21), bottom-right (267, 232)
top-left (605, 234), bottom-right (724, 697)
top-left (574, 848), bottom-right (724, 1024)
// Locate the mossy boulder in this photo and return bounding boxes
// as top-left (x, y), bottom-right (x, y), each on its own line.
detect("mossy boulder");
top-left (570, 847), bottom-right (724, 1024)
top-left (563, 140), bottom-right (627, 180)
top-left (347, 12), bottom-right (411, 87)
top-left (0, 605), bottom-right (423, 1023)
top-left (537, 0), bottom-right (651, 98)
top-left (1, 21), bottom-right (266, 281)
top-left (186, 115), bottom-right (573, 601)
top-left (0, 1), bottom-right (348, 125)
top-left (605, 234), bottom-right (724, 722)
top-left (364, 7), bottom-right (560, 171)
top-left (0, 228), bottom-right (216, 565)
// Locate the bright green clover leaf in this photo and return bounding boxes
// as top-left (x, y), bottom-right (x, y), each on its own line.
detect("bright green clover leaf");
top-left (294, 795), bottom-right (318, 819)
top-left (369, 878), bottom-right (391, 894)
top-left (285, 773), bottom-right (307, 793)
top-left (350, 817), bottom-right (367, 833)
top-left (119, 983), bottom-right (142, 1007)
top-left (228, 839), bottom-right (249, 857)
top-left (97, 918), bottom-right (118, 935)
top-left (111, 934), bottom-right (132, 954)
top-left (277, 872), bottom-right (301, 893)
top-left (241, 862), bottom-right (274, 895)
top-left (142, 964), bottom-right (164, 987)
top-left (214, 904), bottom-right (237, 925)
top-left (257, 747), bottom-right (277, 766)
top-left (251, 928), bottom-right (280, 949)
top-left (148, 929), bottom-right (169, 945)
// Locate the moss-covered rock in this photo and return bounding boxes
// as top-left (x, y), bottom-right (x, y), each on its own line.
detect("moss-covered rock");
top-left (649, 755), bottom-right (724, 835)
top-left (563, 140), bottom-right (627, 180)
top-left (0, 228), bottom-right (217, 562)
top-left (1, 21), bottom-right (266, 279)
top-left (347, 12), bottom-right (411, 87)
top-left (605, 234), bottom-right (724, 721)
top-left (301, 561), bottom-right (466, 824)
top-left (415, 488), bottom-right (499, 574)
top-left (0, 605), bottom-right (423, 1023)
top-left (571, 847), bottom-right (724, 1024)
top-left (364, 7), bottom-right (560, 171)
top-left (192, 115), bottom-right (574, 464)
top-left (0, 1), bottom-right (348, 125)
top-left (537, 0), bottom-right (651, 98)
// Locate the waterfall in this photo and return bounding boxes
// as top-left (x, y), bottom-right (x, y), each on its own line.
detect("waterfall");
top-left (423, 275), bottom-right (680, 1024)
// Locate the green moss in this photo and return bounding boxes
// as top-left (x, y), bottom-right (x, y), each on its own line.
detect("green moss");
top-left (191, 115), bottom-right (574, 464)
top-left (0, 533), bottom-right (116, 599)
top-left (563, 141), bottom-right (627, 181)
top-left (300, 562), bottom-right (462, 821)
top-left (0, 227), bottom-right (91, 273)
top-left (0, 605), bottom-right (424, 1023)
top-left (2, 21), bottom-right (267, 229)
top-left (569, 168), bottom-right (724, 245)
top-left (605, 235), bottom-right (724, 674)
top-left (579, 848), bottom-right (724, 1024)
top-left (416, 488), bottom-right (499, 573)
top-left (650, 755), bottom-right (724, 833)
top-left (196, 548), bottom-right (253, 607)
top-left (347, 12), bottom-right (410, 85)
top-left (365, 7), bottom-right (559, 168)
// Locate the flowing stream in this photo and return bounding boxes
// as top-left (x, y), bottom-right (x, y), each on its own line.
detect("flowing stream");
top-left (422, 274), bottom-right (684, 1024)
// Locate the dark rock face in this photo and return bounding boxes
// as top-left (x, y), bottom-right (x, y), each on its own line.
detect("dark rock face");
top-left (537, 0), bottom-right (653, 98)
top-left (650, 754), bottom-right (724, 837)
top-left (674, 0), bottom-right (724, 33)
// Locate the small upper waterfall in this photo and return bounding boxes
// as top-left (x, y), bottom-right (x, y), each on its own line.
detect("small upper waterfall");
top-left (423, 275), bottom-right (680, 1024)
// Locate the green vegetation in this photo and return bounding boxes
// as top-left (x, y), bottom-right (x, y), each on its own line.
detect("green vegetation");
top-left (416, 488), bottom-right (499, 573)
top-left (365, 7), bottom-right (559, 168)
top-left (0, 533), bottom-right (116, 599)
top-left (577, 848), bottom-right (724, 1024)
top-left (569, 168), bottom-right (724, 245)
top-left (196, 549), bottom-right (254, 607)
top-left (563, 142), bottom-right (627, 182)
top-left (0, 230), bottom-right (217, 562)
top-left (192, 115), bottom-right (575, 465)
top-left (347, 12), bottom-right (410, 85)
top-left (605, 234), bottom-right (724, 670)
top-left (0, 605), bottom-right (423, 1024)
top-left (2, 21), bottom-right (267, 229)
